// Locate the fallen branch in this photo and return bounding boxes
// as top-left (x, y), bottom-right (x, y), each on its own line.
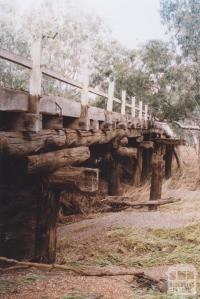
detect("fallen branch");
top-left (102, 196), bottom-right (181, 210)
top-left (0, 256), bottom-right (143, 277)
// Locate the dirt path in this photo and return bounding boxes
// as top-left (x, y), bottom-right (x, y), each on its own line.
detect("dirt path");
top-left (59, 190), bottom-right (200, 243)
top-left (2, 190), bottom-right (200, 299)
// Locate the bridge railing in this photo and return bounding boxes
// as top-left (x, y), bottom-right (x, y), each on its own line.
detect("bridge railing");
top-left (0, 38), bottom-right (149, 121)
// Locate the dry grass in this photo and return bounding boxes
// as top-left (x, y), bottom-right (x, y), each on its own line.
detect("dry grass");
top-left (57, 223), bottom-right (200, 297)
top-left (123, 146), bottom-right (200, 203)
top-left (57, 223), bottom-right (200, 271)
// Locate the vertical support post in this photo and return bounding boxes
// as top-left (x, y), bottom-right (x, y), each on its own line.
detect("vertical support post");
top-left (144, 104), bottom-right (148, 121)
top-left (29, 37), bottom-right (42, 114)
top-left (107, 80), bottom-right (115, 112)
top-left (34, 185), bottom-right (59, 263)
top-left (81, 59), bottom-right (89, 106)
top-left (139, 100), bottom-right (143, 120)
top-left (108, 156), bottom-right (121, 195)
top-left (133, 146), bottom-right (143, 186)
top-left (141, 148), bottom-right (152, 183)
top-left (121, 90), bottom-right (126, 115)
top-left (149, 147), bottom-right (164, 211)
top-left (165, 145), bottom-right (173, 179)
top-left (79, 52), bottom-right (90, 130)
top-left (131, 96), bottom-right (136, 118)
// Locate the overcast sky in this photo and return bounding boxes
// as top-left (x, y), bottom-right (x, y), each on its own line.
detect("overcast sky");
top-left (78, 0), bottom-right (167, 48)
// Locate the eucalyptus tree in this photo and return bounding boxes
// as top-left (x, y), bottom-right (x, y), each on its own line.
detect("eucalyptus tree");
top-left (160, 0), bottom-right (200, 114)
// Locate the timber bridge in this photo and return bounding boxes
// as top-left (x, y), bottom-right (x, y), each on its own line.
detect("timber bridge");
top-left (0, 41), bottom-right (183, 263)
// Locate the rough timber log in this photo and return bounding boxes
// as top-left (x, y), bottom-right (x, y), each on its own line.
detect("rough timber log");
top-left (141, 148), bottom-right (152, 183)
top-left (116, 147), bottom-right (137, 158)
top-left (0, 128), bottom-right (142, 156)
top-left (48, 167), bottom-right (99, 192)
top-left (27, 146), bottom-right (90, 173)
top-left (34, 185), bottom-right (59, 263)
top-left (165, 145), bottom-right (173, 179)
top-left (104, 152), bottom-right (121, 196)
top-left (0, 181), bottom-right (59, 263)
top-left (149, 151), bottom-right (164, 211)
top-left (0, 130), bottom-right (66, 156)
top-left (133, 147), bottom-right (143, 186)
top-left (0, 185), bottom-right (37, 259)
top-left (109, 158), bottom-right (120, 196)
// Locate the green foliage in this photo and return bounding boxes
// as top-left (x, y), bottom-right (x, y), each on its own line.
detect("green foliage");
top-left (1, 0), bottom-right (200, 120)
top-left (160, 0), bottom-right (200, 118)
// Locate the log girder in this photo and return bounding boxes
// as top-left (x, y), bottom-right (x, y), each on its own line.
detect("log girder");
top-left (0, 127), bottom-right (183, 263)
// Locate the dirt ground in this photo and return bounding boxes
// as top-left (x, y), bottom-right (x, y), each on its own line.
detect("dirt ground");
top-left (1, 146), bottom-right (200, 299)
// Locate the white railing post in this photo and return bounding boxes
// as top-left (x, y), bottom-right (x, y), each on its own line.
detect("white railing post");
top-left (81, 59), bottom-right (89, 106)
top-left (131, 96), bottom-right (136, 118)
top-left (29, 36), bottom-right (42, 114)
top-left (139, 100), bottom-right (143, 120)
top-left (144, 104), bottom-right (148, 121)
top-left (107, 80), bottom-right (115, 112)
top-left (121, 90), bottom-right (126, 115)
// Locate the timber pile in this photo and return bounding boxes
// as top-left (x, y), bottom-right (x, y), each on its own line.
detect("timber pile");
top-left (0, 121), bottom-right (184, 264)
top-left (0, 48), bottom-right (185, 267)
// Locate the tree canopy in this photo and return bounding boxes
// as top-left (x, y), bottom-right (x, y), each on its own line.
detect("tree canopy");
top-left (0, 0), bottom-right (200, 120)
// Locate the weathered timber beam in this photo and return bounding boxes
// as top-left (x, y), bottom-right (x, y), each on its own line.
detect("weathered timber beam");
top-left (140, 141), bottom-right (154, 149)
top-left (116, 147), bottom-right (137, 158)
top-left (0, 130), bottom-right (66, 155)
top-left (0, 128), bottom-right (142, 156)
top-left (48, 166), bottom-right (99, 192)
top-left (27, 146), bottom-right (90, 173)
top-left (155, 138), bottom-right (185, 146)
top-left (0, 87), bottom-right (29, 112)
top-left (40, 96), bottom-right (81, 118)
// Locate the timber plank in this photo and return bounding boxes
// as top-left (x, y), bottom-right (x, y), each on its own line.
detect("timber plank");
top-left (0, 87), bottom-right (29, 112)
top-left (40, 96), bottom-right (81, 118)
top-left (88, 106), bottom-right (105, 121)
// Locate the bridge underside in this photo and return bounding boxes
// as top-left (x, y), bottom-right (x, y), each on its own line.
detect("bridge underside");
top-left (0, 86), bottom-right (184, 263)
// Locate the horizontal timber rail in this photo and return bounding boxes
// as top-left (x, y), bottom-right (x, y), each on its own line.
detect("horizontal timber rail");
top-left (0, 39), bottom-right (150, 132)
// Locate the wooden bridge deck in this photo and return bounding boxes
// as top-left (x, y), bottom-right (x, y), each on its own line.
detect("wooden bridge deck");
top-left (0, 86), bottom-right (149, 132)
top-left (0, 41), bottom-right (184, 264)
